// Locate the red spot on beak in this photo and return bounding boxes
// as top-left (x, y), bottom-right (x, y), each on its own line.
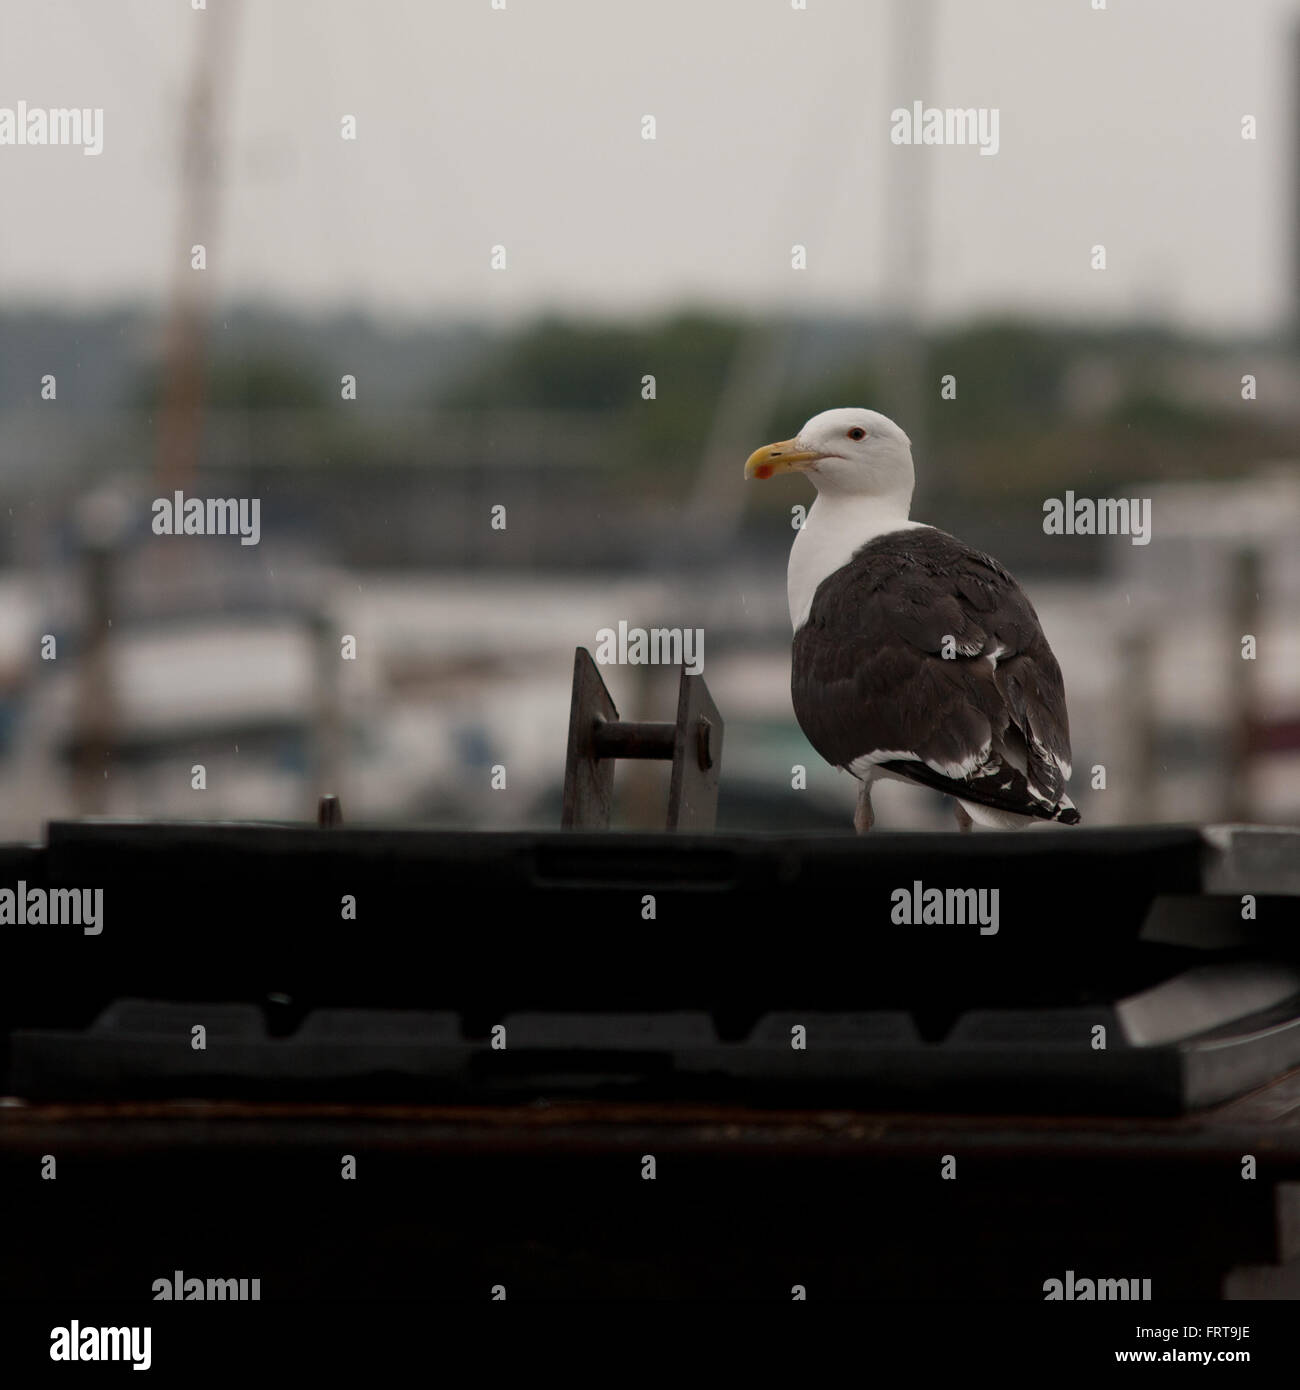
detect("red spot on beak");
top-left (755, 464), bottom-right (773, 480)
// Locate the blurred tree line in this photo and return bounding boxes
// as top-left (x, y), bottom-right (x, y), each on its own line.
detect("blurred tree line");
top-left (437, 313), bottom-right (1286, 503)
top-left (69, 305), bottom-right (1293, 504)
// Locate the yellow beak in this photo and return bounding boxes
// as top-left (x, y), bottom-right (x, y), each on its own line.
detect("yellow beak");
top-left (744, 438), bottom-right (825, 480)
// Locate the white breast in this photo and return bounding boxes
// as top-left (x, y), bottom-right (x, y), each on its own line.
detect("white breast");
top-left (788, 496), bottom-right (927, 630)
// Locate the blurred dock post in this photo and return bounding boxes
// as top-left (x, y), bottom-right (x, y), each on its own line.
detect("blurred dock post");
top-left (71, 494), bottom-right (128, 816)
top-left (310, 610), bottom-right (343, 813)
top-left (1224, 546), bottom-right (1263, 823)
top-left (1120, 625), bottom-right (1157, 823)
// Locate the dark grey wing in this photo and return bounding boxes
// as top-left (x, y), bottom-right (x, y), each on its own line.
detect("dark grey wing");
top-left (791, 527), bottom-right (1077, 821)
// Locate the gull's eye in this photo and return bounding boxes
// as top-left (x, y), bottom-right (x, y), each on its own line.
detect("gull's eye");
top-left (847, 427), bottom-right (866, 441)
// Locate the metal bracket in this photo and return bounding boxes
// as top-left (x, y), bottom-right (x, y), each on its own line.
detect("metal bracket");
top-left (560, 647), bottom-right (723, 831)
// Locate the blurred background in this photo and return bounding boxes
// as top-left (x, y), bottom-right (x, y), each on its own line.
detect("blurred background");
top-left (0, 0), bottom-right (1297, 839)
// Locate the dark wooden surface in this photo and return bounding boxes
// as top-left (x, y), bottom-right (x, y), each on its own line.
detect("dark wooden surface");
top-left (4, 1065), bottom-right (1300, 1156)
top-left (6, 1068), bottom-right (1300, 1300)
top-left (4, 1072), bottom-right (1299, 1298)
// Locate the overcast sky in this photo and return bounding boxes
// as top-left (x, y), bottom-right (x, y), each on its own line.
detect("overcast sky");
top-left (1, 0), bottom-right (1297, 334)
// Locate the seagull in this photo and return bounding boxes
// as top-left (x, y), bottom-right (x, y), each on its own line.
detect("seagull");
top-left (745, 407), bottom-right (1080, 832)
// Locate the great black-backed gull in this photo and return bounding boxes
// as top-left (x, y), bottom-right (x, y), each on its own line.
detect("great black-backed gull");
top-left (745, 407), bottom-right (1080, 832)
